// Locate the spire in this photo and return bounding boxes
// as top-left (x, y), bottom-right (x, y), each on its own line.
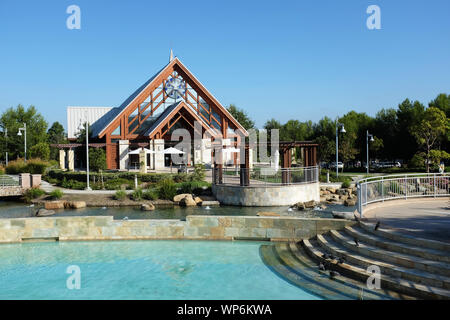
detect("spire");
top-left (169, 49), bottom-right (174, 62)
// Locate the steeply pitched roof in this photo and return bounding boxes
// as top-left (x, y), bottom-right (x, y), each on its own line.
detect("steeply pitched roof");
top-left (94, 57), bottom-right (248, 138)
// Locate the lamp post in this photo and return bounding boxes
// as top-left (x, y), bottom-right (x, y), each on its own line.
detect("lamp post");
top-left (366, 130), bottom-right (374, 174)
top-left (335, 118), bottom-right (346, 177)
top-left (17, 123), bottom-right (27, 162)
top-left (85, 111), bottom-right (91, 191)
top-left (4, 127), bottom-right (7, 166)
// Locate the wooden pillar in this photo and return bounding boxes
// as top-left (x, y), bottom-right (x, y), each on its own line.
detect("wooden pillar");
top-left (281, 148), bottom-right (291, 184)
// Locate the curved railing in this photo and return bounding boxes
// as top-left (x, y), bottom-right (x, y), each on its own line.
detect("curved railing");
top-left (357, 172), bottom-right (450, 216)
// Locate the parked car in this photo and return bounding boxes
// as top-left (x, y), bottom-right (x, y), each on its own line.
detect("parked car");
top-left (329, 162), bottom-right (344, 169)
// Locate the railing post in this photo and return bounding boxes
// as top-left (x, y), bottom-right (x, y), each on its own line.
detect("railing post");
top-left (381, 176), bottom-right (384, 202)
top-left (357, 183), bottom-right (363, 218)
top-left (404, 175), bottom-right (407, 199)
top-left (433, 174), bottom-right (436, 198)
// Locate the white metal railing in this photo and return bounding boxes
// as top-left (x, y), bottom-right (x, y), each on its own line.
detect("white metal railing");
top-left (216, 166), bottom-right (319, 186)
top-left (0, 175), bottom-right (19, 187)
top-left (357, 173), bottom-right (450, 216)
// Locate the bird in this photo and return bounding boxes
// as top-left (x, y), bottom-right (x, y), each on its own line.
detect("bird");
top-left (319, 262), bottom-right (326, 271)
top-left (337, 257), bottom-right (346, 264)
top-left (322, 253), bottom-right (330, 259)
top-left (354, 238), bottom-right (359, 247)
top-left (374, 221), bottom-right (381, 231)
top-left (329, 271), bottom-right (340, 279)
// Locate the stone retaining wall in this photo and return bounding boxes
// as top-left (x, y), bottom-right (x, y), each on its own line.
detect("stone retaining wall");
top-left (0, 215), bottom-right (354, 243)
top-left (212, 183), bottom-right (320, 206)
top-left (0, 186), bottom-right (23, 197)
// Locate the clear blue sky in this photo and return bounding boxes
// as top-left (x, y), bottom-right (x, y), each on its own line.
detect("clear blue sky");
top-left (0, 0), bottom-right (449, 129)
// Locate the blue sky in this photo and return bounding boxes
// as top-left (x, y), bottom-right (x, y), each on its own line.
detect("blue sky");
top-left (0, 0), bottom-right (449, 129)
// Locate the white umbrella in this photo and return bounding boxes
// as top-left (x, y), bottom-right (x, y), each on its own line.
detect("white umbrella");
top-left (222, 147), bottom-right (240, 153)
top-left (162, 147), bottom-right (185, 154)
top-left (162, 147), bottom-right (185, 172)
top-left (128, 147), bottom-right (155, 155)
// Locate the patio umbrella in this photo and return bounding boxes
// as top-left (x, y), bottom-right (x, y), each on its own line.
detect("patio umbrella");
top-left (128, 147), bottom-right (155, 155)
top-left (162, 147), bottom-right (185, 172)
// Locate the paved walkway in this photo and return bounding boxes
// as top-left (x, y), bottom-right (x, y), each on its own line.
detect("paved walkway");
top-left (363, 198), bottom-right (450, 243)
top-left (40, 180), bottom-right (132, 194)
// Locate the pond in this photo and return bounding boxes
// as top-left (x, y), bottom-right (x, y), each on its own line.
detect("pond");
top-left (0, 200), bottom-right (352, 220)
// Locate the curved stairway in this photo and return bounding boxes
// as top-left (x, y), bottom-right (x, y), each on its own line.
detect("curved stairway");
top-left (260, 221), bottom-right (450, 300)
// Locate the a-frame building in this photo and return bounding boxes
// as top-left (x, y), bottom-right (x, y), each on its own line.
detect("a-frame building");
top-left (87, 56), bottom-right (248, 170)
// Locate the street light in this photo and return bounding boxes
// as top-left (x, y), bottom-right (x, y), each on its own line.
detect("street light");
top-left (84, 111), bottom-right (91, 191)
top-left (3, 127), bottom-right (7, 166)
top-left (335, 118), bottom-right (346, 177)
top-left (17, 123), bottom-right (27, 162)
top-left (366, 130), bottom-right (375, 174)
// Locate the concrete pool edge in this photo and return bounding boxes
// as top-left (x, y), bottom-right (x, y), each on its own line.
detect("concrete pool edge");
top-left (0, 215), bottom-right (355, 244)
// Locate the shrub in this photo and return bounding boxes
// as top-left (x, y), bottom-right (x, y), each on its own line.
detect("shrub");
top-left (61, 178), bottom-right (86, 190)
top-left (5, 158), bottom-right (50, 174)
top-left (49, 189), bottom-right (63, 199)
top-left (143, 189), bottom-right (158, 200)
top-left (341, 179), bottom-right (351, 188)
top-left (0, 165), bottom-right (4, 175)
top-left (113, 190), bottom-right (127, 201)
top-left (179, 181), bottom-right (203, 194)
top-left (23, 187), bottom-right (45, 202)
top-left (29, 143), bottom-right (50, 160)
top-left (158, 178), bottom-right (177, 200)
top-left (190, 164), bottom-right (205, 181)
top-left (104, 178), bottom-right (132, 190)
top-left (130, 188), bottom-right (143, 201)
top-left (89, 148), bottom-right (107, 172)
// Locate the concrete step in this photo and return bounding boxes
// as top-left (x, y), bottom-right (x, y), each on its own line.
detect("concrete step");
top-left (359, 221), bottom-right (450, 253)
top-left (287, 242), bottom-right (400, 300)
top-left (302, 238), bottom-right (450, 300)
top-left (330, 229), bottom-right (450, 277)
top-left (259, 244), bottom-right (350, 300)
top-left (274, 243), bottom-right (390, 300)
top-left (317, 233), bottom-right (450, 290)
top-left (345, 225), bottom-right (450, 263)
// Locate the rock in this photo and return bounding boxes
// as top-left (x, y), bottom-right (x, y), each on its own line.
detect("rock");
top-left (295, 202), bottom-right (305, 210)
top-left (69, 201), bottom-right (86, 209)
top-left (257, 212), bottom-right (280, 217)
top-left (179, 195), bottom-right (197, 207)
top-left (332, 211), bottom-right (354, 220)
top-left (320, 196), bottom-right (327, 202)
top-left (304, 200), bottom-right (316, 209)
top-left (326, 187), bottom-right (337, 194)
top-left (339, 195), bottom-right (348, 201)
top-left (173, 193), bottom-right (192, 202)
top-left (201, 201), bottom-right (220, 207)
top-left (36, 208), bottom-right (55, 217)
top-left (337, 189), bottom-right (348, 196)
top-left (194, 197), bottom-right (203, 205)
top-left (320, 204), bottom-right (327, 210)
top-left (141, 203), bottom-right (155, 211)
top-left (44, 201), bottom-right (64, 210)
top-left (344, 198), bottom-right (357, 207)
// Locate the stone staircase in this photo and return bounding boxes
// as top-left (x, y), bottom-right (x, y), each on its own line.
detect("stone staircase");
top-left (260, 221), bottom-right (450, 300)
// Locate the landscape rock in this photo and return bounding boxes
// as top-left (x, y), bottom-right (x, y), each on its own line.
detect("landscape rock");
top-left (201, 201), bottom-right (220, 207)
top-left (194, 197), bottom-right (203, 205)
top-left (36, 209), bottom-right (55, 217)
top-left (332, 211), bottom-right (354, 220)
top-left (44, 201), bottom-right (65, 210)
top-left (339, 195), bottom-right (348, 201)
top-left (344, 198), bottom-right (357, 207)
top-left (326, 187), bottom-right (337, 194)
top-left (179, 195), bottom-right (197, 207)
top-left (141, 203), bottom-right (155, 211)
top-left (295, 202), bottom-right (306, 210)
top-left (304, 200), bottom-right (316, 209)
top-left (69, 201), bottom-right (86, 209)
top-left (173, 194), bottom-right (191, 202)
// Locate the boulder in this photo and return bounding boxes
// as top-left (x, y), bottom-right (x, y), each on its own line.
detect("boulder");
top-left (257, 212), bottom-right (280, 217)
top-left (45, 201), bottom-right (64, 210)
top-left (194, 197), bottom-right (203, 205)
top-left (326, 187), bottom-right (337, 194)
top-left (36, 208), bottom-right (55, 217)
top-left (304, 200), bottom-right (316, 209)
top-left (344, 198), bottom-right (357, 207)
top-left (338, 189), bottom-right (348, 196)
top-left (179, 195), bottom-right (197, 207)
top-left (332, 211), bottom-right (354, 220)
top-left (295, 202), bottom-right (305, 210)
top-left (69, 201), bottom-right (86, 209)
top-left (339, 195), bottom-right (348, 201)
top-left (173, 194), bottom-right (191, 202)
top-left (141, 203), bottom-right (155, 211)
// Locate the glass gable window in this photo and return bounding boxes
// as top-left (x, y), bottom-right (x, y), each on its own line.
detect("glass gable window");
top-left (112, 124), bottom-right (121, 136)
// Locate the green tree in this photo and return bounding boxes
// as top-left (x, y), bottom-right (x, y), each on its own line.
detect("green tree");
top-left (29, 142), bottom-right (50, 160)
top-left (410, 107), bottom-right (448, 172)
top-left (89, 148), bottom-right (107, 172)
top-left (0, 105), bottom-right (48, 160)
top-left (47, 121), bottom-right (67, 160)
top-left (227, 104), bottom-right (255, 130)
